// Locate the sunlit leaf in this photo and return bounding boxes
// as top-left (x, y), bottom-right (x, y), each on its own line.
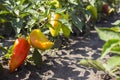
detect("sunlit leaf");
top-left (20, 0), bottom-right (26, 5)
top-left (19, 12), bottom-right (30, 18)
top-left (101, 39), bottom-right (120, 59)
top-left (88, 0), bottom-right (95, 6)
top-left (111, 45), bottom-right (120, 54)
top-left (61, 25), bottom-right (71, 38)
top-left (111, 20), bottom-right (120, 26)
top-left (11, 18), bottom-right (23, 35)
top-left (69, 0), bottom-right (78, 5)
top-left (79, 59), bottom-right (105, 71)
top-left (86, 5), bottom-right (97, 20)
top-left (107, 56), bottom-right (120, 70)
top-left (110, 27), bottom-right (120, 32)
top-left (55, 8), bottom-right (66, 14)
top-left (49, 0), bottom-right (61, 8)
top-left (95, 27), bottom-right (120, 41)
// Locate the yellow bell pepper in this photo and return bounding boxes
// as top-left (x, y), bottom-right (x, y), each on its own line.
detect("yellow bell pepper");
top-left (49, 13), bottom-right (61, 37)
top-left (30, 29), bottom-right (54, 50)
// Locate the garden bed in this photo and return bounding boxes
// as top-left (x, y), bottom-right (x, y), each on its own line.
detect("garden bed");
top-left (0, 0), bottom-right (120, 79)
top-left (0, 10), bottom-right (120, 80)
top-left (0, 30), bottom-right (105, 80)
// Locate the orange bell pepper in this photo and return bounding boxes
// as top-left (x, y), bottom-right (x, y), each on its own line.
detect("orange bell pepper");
top-left (49, 13), bottom-right (61, 37)
top-left (9, 38), bottom-right (30, 73)
top-left (30, 29), bottom-right (54, 50)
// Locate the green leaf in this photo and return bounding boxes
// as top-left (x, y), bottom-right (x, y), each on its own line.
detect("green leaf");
top-left (69, 0), bottom-right (78, 5)
top-left (55, 8), bottom-right (66, 14)
top-left (95, 27), bottom-right (120, 41)
top-left (4, 45), bottom-right (13, 59)
top-left (112, 20), bottom-right (120, 26)
top-left (88, 0), bottom-right (95, 6)
top-left (20, 0), bottom-right (26, 5)
top-left (11, 18), bottom-right (23, 35)
top-left (32, 49), bottom-right (42, 67)
top-left (0, 19), bottom-right (6, 23)
top-left (72, 16), bottom-right (83, 32)
top-left (86, 5), bottom-right (97, 19)
top-left (0, 3), bottom-right (8, 11)
top-left (0, 35), bottom-right (4, 39)
top-left (111, 45), bottom-right (120, 54)
top-left (19, 12), bottom-right (30, 18)
top-left (117, 77), bottom-right (120, 80)
top-left (110, 27), bottom-right (120, 32)
top-left (61, 25), bottom-right (71, 38)
top-left (107, 56), bottom-right (120, 70)
top-left (101, 39), bottom-right (120, 59)
top-left (78, 59), bottom-right (105, 71)
top-left (61, 11), bottom-right (69, 20)
top-left (96, 0), bottom-right (102, 12)
top-left (0, 46), bottom-right (7, 53)
top-left (0, 11), bottom-right (12, 23)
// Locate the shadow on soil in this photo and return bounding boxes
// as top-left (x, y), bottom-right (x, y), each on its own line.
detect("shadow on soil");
top-left (1, 13), bottom-right (120, 80)
top-left (0, 31), bottom-right (104, 80)
top-left (0, 57), bottom-right (90, 80)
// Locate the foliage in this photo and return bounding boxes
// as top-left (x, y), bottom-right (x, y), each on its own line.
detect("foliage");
top-left (6, 29), bottom-right (55, 73)
top-left (0, 0), bottom-right (119, 74)
top-left (0, 0), bottom-right (74, 72)
top-left (0, 0), bottom-right (72, 37)
top-left (0, 0), bottom-right (118, 37)
top-left (27, 49), bottom-right (42, 67)
top-left (95, 27), bottom-right (120, 41)
top-left (79, 59), bottom-right (105, 71)
top-left (79, 20), bottom-right (120, 79)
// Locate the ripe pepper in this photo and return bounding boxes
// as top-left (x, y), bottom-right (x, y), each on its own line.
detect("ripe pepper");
top-left (102, 3), bottom-right (114, 15)
top-left (9, 38), bottom-right (30, 73)
top-left (30, 29), bottom-right (54, 50)
top-left (49, 13), bottom-right (61, 37)
top-left (102, 3), bottom-right (109, 14)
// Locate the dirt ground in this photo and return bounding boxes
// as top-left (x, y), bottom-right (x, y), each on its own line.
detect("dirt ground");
top-left (0, 14), bottom-right (120, 80)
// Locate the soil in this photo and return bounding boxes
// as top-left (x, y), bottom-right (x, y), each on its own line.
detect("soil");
top-left (0, 14), bottom-right (120, 80)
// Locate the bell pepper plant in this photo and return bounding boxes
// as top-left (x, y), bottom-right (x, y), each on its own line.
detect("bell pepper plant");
top-left (9, 29), bottom-right (54, 73)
